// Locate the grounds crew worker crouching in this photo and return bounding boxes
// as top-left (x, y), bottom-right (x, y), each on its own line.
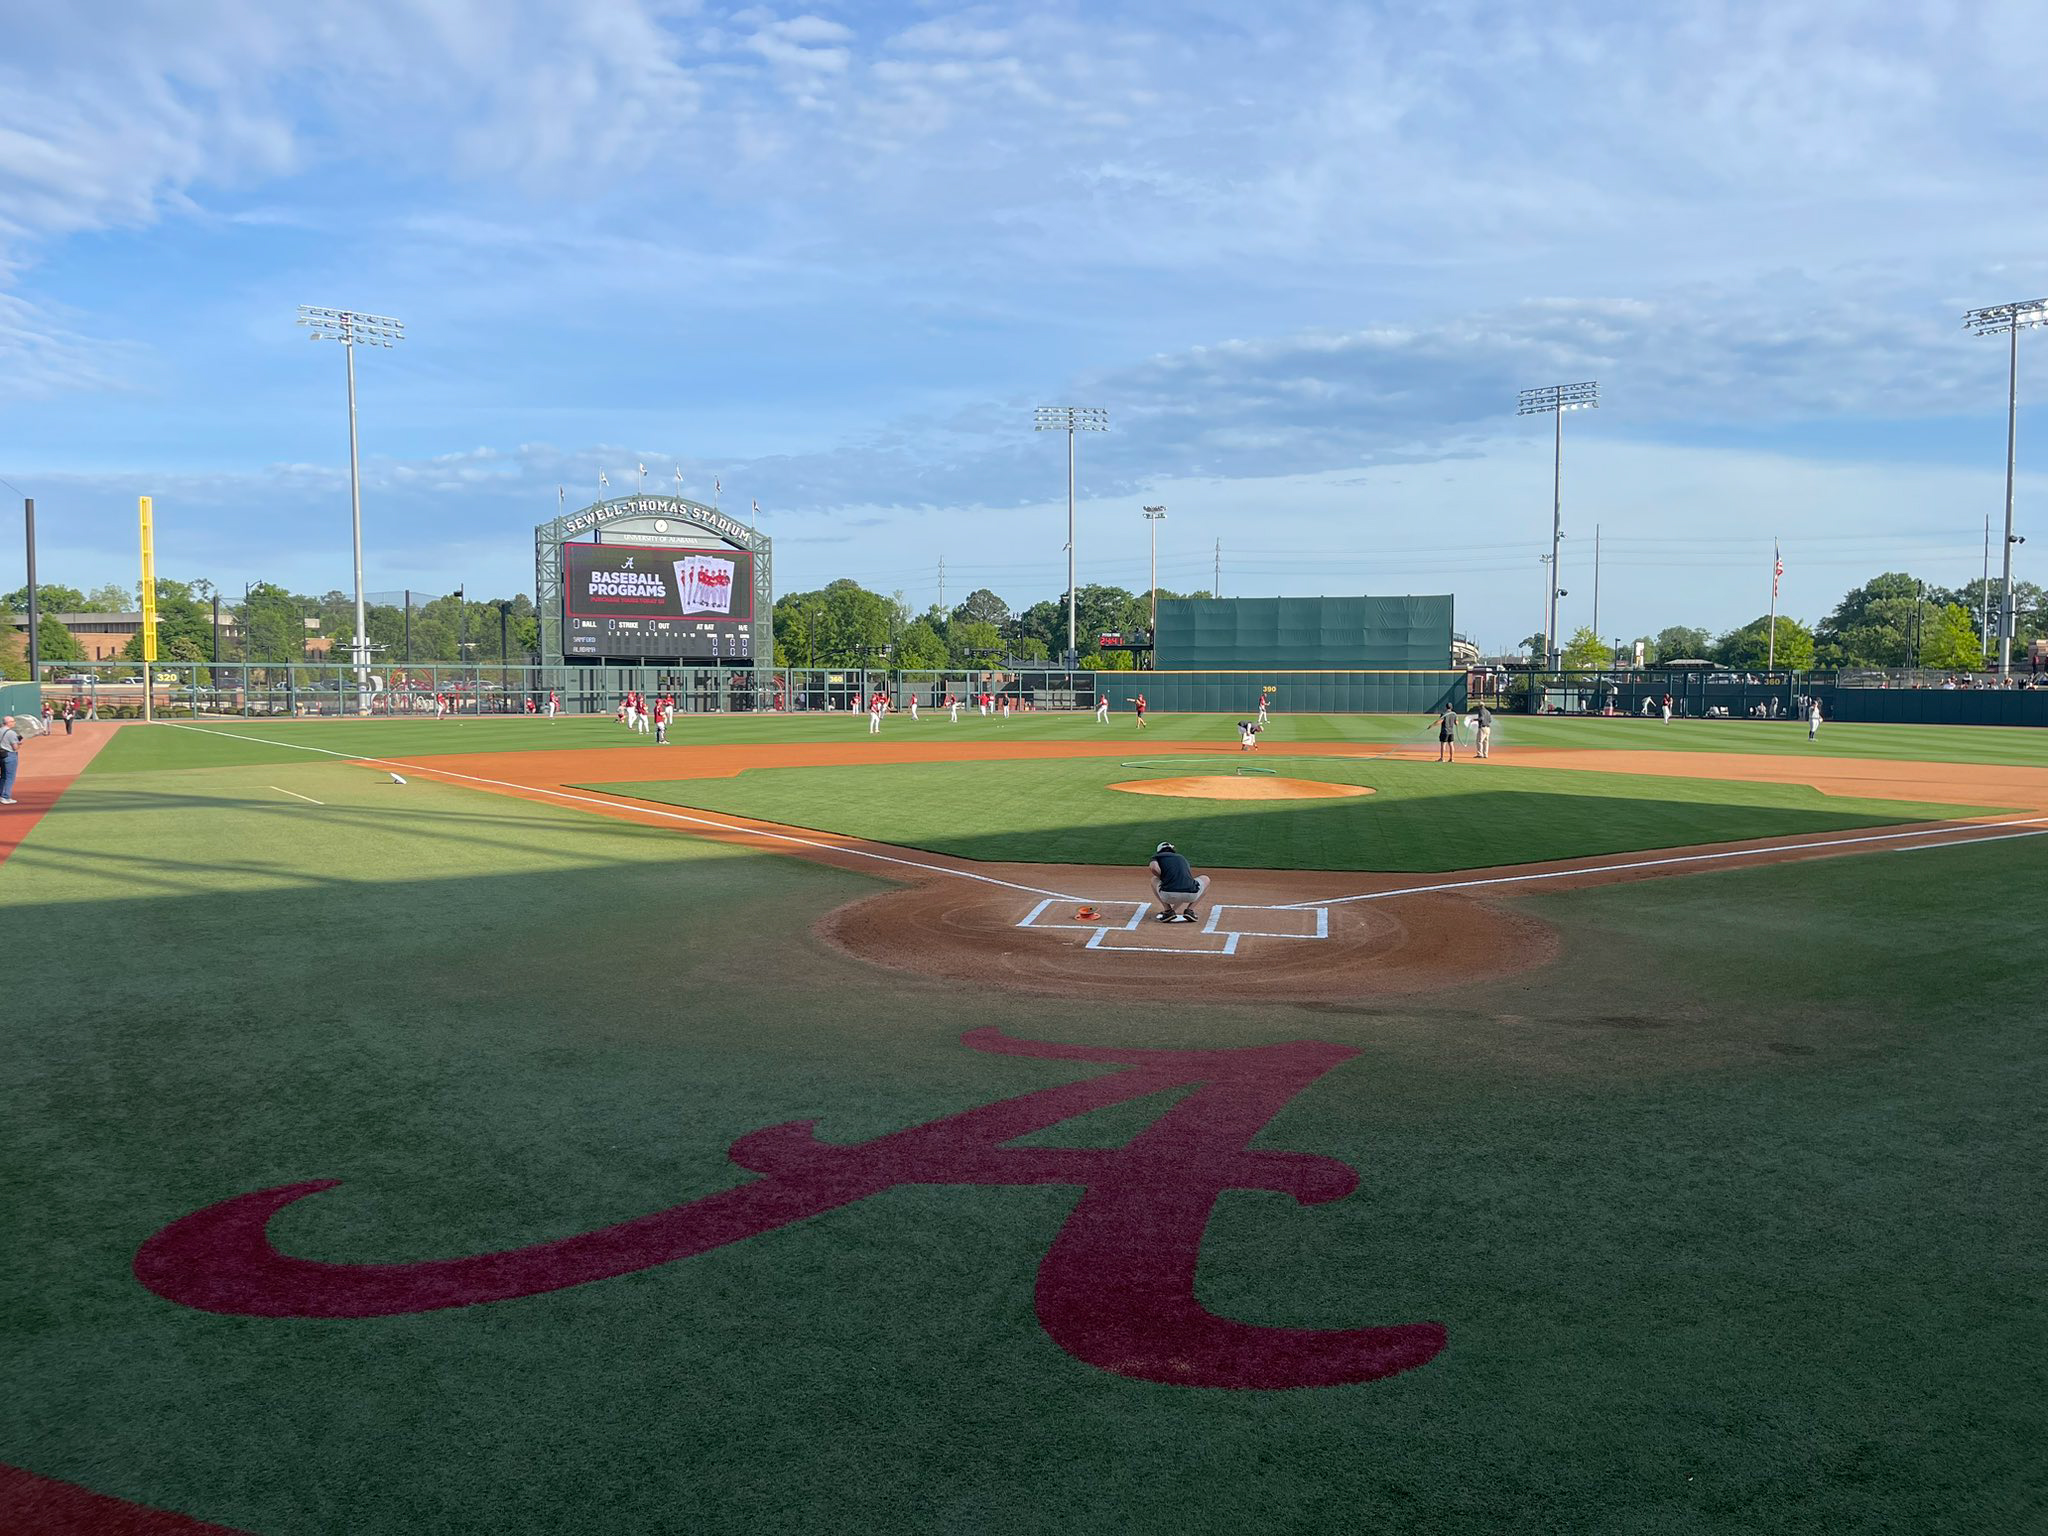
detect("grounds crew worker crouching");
top-left (1149, 841), bottom-right (1209, 923)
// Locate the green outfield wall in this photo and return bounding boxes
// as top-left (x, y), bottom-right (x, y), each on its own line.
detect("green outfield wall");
top-left (1153, 595), bottom-right (1455, 671)
top-left (1092, 669), bottom-right (1465, 714)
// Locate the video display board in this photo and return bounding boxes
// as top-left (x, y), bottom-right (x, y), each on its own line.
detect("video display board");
top-left (563, 542), bottom-right (754, 660)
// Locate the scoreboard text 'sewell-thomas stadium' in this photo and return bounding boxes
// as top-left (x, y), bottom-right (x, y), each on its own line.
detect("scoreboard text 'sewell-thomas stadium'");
top-left (563, 542), bottom-right (754, 661)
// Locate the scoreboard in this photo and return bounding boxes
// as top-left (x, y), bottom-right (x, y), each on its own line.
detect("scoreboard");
top-left (563, 542), bottom-right (755, 662)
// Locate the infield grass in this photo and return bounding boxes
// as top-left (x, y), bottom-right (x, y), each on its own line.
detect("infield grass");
top-left (590, 755), bottom-right (1999, 871)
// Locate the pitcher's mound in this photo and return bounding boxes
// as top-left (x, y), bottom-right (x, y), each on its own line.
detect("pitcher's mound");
top-left (1110, 774), bottom-right (1374, 801)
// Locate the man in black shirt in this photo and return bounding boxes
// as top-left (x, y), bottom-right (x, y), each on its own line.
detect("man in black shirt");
top-left (1148, 841), bottom-right (1209, 923)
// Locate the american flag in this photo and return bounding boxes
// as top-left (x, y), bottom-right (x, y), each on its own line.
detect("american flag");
top-left (598, 470), bottom-right (609, 488)
top-left (1773, 544), bottom-right (1784, 598)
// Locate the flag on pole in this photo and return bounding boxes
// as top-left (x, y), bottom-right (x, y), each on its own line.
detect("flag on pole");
top-left (674, 466), bottom-right (683, 489)
top-left (715, 477), bottom-right (722, 502)
top-left (1773, 544), bottom-right (1784, 598)
top-left (599, 470), bottom-right (610, 489)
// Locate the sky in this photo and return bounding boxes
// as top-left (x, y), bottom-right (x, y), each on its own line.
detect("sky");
top-left (2, 0), bottom-right (2046, 653)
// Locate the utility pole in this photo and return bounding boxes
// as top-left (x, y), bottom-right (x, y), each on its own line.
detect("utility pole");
top-left (1213, 538), bottom-right (1221, 599)
top-left (23, 498), bottom-right (38, 682)
top-left (211, 593), bottom-right (220, 665)
top-left (937, 556), bottom-right (946, 612)
top-left (1516, 381), bottom-right (1599, 669)
top-left (1982, 514), bottom-right (1993, 662)
top-left (1032, 406), bottom-right (1108, 663)
top-left (404, 589), bottom-right (413, 664)
top-left (1591, 522), bottom-right (1601, 639)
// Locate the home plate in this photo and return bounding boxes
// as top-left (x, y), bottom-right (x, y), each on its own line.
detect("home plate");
top-left (1014, 897), bottom-right (1330, 958)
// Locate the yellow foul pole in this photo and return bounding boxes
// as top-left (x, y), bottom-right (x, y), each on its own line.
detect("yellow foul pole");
top-left (139, 496), bottom-right (157, 724)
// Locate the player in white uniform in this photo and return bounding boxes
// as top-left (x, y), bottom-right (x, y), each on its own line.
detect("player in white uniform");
top-left (868, 695), bottom-right (884, 735)
top-left (910, 696), bottom-right (920, 722)
top-left (1257, 696), bottom-right (1269, 727)
top-left (948, 695), bottom-right (960, 724)
top-left (1096, 694), bottom-right (1110, 724)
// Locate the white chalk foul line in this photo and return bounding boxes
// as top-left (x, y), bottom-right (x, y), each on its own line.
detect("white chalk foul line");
top-left (1280, 817), bottom-right (2048, 909)
top-left (162, 723), bottom-right (1083, 902)
top-left (266, 785), bottom-right (325, 805)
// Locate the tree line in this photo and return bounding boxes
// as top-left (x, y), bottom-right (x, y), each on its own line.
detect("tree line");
top-left (1532, 572), bottom-right (2040, 672)
top-left (770, 581), bottom-right (1201, 670)
top-left (1, 578), bottom-right (538, 678)
top-left (9, 567), bottom-right (2036, 679)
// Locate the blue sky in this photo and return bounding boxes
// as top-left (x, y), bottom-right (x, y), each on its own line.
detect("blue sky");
top-left (2, 0), bottom-right (2045, 651)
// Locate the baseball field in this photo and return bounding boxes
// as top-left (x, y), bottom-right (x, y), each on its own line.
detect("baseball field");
top-left (2, 709), bottom-right (2043, 1533)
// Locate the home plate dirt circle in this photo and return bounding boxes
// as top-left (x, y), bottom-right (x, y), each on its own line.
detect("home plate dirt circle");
top-left (1109, 774), bottom-right (1375, 801)
top-left (817, 877), bottom-right (1556, 1004)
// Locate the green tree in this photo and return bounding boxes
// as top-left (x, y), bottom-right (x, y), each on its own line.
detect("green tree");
top-left (1713, 615), bottom-right (1816, 671)
top-left (1919, 603), bottom-right (1984, 670)
top-left (1653, 625), bottom-right (1712, 661)
top-left (2, 583), bottom-right (87, 613)
top-left (83, 582), bottom-right (133, 611)
top-left (242, 583), bottom-right (312, 662)
top-left (949, 620), bottom-right (1001, 665)
top-left (952, 588), bottom-right (1010, 628)
top-left (893, 619), bottom-right (948, 671)
top-left (1816, 573), bottom-right (1924, 667)
top-left (0, 626), bottom-right (26, 680)
top-left (37, 613), bottom-right (84, 662)
top-left (1558, 626), bottom-right (1611, 670)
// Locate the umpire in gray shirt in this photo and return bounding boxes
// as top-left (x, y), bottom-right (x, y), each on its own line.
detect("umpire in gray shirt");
top-left (0, 716), bottom-right (22, 805)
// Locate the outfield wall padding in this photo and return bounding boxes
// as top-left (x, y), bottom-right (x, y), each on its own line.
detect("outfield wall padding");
top-left (1094, 670), bottom-right (1465, 714)
top-left (1825, 688), bottom-right (2048, 726)
top-left (1153, 596), bottom-right (1454, 671)
top-left (0, 681), bottom-right (40, 718)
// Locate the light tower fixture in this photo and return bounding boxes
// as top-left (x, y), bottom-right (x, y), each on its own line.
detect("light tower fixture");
top-left (1517, 380), bottom-right (1598, 669)
top-left (298, 305), bottom-right (405, 708)
top-left (1034, 405), bottom-right (1109, 662)
top-left (1964, 298), bottom-right (2048, 678)
top-left (1142, 505), bottom-right (1167, 635)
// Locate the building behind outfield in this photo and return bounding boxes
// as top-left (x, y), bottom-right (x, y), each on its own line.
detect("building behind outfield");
top-left (1099, 595), bottom-right (1463, 713)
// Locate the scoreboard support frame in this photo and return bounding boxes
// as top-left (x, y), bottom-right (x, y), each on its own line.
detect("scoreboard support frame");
top-left (537, 495), bottom-right (773, 667)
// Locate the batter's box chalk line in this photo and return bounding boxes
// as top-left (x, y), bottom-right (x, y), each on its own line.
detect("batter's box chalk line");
top-left (1015, 898), bottom-right (1330, 958)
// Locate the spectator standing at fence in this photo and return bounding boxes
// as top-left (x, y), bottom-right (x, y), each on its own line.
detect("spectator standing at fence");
top-left (0, 716), bottom-right (21, 805)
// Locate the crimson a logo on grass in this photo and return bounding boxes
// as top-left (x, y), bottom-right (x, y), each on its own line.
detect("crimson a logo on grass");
top-left (135, 1030), bottom-right (1444, 1390)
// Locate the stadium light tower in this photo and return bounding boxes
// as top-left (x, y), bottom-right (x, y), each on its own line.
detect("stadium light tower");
top-left (1034, 406), bottom-right (1108, 661)
top-left (1964, 298), bottom-right (2048, 679)
top-left (298, 305), bottom-right (405, 707)
top-left (1142, 505), bottom-right (1167, 633)
top-left (1517, 380), bottom-right (1598, 669)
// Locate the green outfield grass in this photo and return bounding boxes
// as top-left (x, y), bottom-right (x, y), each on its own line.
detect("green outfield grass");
top-left (77, 709), bottom-right (2048, 775)
top-left (591, 755), bottom-right (1997, 871)
top-left (4, 732), bottom-right (2043, 1532)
